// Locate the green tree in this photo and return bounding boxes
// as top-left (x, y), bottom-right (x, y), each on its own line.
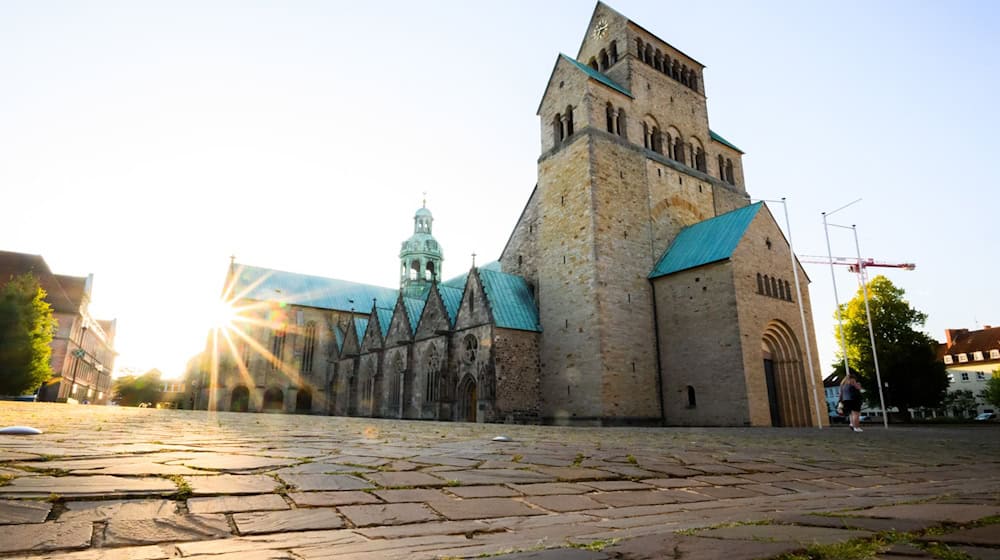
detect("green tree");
top-left (112, 369), bottom-right (163, 406)
top-left (0, 273), bottom-right (57, 396)
top-left (982, 371), bottom-right (1000, 409)
top-left (941, 389), bottom-right (979, 418)
top-left (833, 275), bottom-right (948, 421)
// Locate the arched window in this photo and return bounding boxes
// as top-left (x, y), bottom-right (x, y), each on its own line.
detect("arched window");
top-left (718, 155), bottom-right (726, 179)
top-left (426, 261), bottom-right (436, 282)
top-left (271, 327), bottom-right (286, 369)
top-left (771, 277), bottom-right (779, 296)
top-left (661, 54), bottom-right (671, 74)
top-left (565, 105), bottom-right (574, 136)
top-left (785, 280), bottom-right (793, 302)
top-left (599, 49), bottom-right (609, 71)
top-left (671, 61), bottom-right (680, 80)
top-left (426, 346), bottom-right (441, 402)
top-left (409, 261), bottom-right (419, 281)
top-left (553, 113), bottom-right (563, 144)
top-left (635, 38), bottom-right (643, 58)
top-left (695, 146), bottom-right (706, 172)
top-left (777, 280), bottom-right (785, 300)
top-left (681, 66), bottom-right (690, 86)
top-left (642, 122), bottom-right (649, 149)
top-left (653, 50), bottom-right (662, 71)
top-left (609, 41), bottom-right (618, 64)
top-left (301, 321), bottom-right (317, 374)
top-left (588, 58), bottom-right (598, 71)
top-left (689, 74), bottom-right (698, 92)
top-left (665, 132), bottom-right (673, 159)
top-left (687, 385), bottom-right (697, 408)
top-left (606, 103), bottom-right (615, 133)
top-left (651, 127), bottom-right (662, 153)
top-left (463, 335), bottom-right (478, 364)
top-left (674, 137), bottom-right (685, 165)
top-left (763, 275), bottom-right (771, 296)
top-left (616, 108), bottom-right (627, 137)
top-left (757, 273), bottom-right (764, 294)
top-left (725, 159), bottom-right (734, 184)
top-left (644, 44), bottom-right (653, 64)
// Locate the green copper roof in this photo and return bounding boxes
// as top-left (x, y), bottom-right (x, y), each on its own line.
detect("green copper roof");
top-left (649, 203), bottom-right (762, 279)
top-left (334, 325), bottom-right (344, 353)
top-left (403, 296), bottom-right (426, 333)
top-left (353, 318), bottom-right (368, 342)
top-left (443, 261), bottom-right (501, 288)
top-left (561, 54), bottom-right (633, 98)
top-left (376, 307), bottom-right (393, 338)
top-left (709, 130), bottom-right (744, 154)
top-left (438, 285), bottom-right (463, 326)
top-left (231, 264), bottom-right (397, 313)
top-left (478, 270), bottom-right (541, 332)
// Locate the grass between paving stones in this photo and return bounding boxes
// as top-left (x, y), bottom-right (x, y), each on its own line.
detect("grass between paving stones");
top-left (571, 453), bottom-right (585, 467)
top-left (165, 475), bottom-right (193, 499)
top-left (626, 454), bottom-right (638, 465)
top-left (0, 473), bottom-right (13, 486)
top-left (567, 538), bottom-right (619, 551)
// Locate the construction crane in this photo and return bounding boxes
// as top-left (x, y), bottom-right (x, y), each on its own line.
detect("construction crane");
top-left (798, 256), bottom-right (916, 274)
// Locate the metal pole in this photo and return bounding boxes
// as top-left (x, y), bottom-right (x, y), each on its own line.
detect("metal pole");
top-left (823, 212), bottom-right (852, 381)
top-left (780, 198), bottom-right (823, 428)
top-left (851, 225), bottom-right (889, 429)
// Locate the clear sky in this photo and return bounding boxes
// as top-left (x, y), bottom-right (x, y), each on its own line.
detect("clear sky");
top-left (1, 0), bottom-right (998, 380)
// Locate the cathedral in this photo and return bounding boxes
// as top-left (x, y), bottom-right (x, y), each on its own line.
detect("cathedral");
top-left (198, 2), bottom-right (826, 427)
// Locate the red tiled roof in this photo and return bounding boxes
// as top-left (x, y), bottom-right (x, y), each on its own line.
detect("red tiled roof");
top-left (939, 326), bottom-right (1000, 365)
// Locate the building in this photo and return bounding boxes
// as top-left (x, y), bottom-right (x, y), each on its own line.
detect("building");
top-left (0, 250), bottom-right (117, 403)
top-left (198, 2), bottom-right (826, 426)
top-left (938, 326), bottom-right (1000, 416)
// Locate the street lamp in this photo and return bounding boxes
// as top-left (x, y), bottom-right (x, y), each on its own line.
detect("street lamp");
top-left (752, 197), bottom-right (824, 429)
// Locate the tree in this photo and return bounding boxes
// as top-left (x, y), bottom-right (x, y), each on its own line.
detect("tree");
top-left (982, 371), bottom-right (1000, 409)
top-left (0, 273), bottom-right (57, 396)
top-left (112, 369), bottom-right (163, 406)
top-left (833, 275), bottom-right (948, 421)
top-left (941, 389), bottom-right (979, 418)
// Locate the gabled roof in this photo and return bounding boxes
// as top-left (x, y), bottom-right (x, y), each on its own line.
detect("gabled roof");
top-left (403, 296), bottom-right (426, 333)
top-left (438, 285), bottom-right (463, 326)
top-left (709, 130), bottom-right (744, 154)
top-left (0, 250), bottom-right (77, 313)
top-left (478, 269), bottom-right (541, 332)
top-left (560, 54), bottom-right (633, 98)
top-left (939, 326), bottom-right (1000, 361)
top-left (230, 263), bottom-right (397, 313)
top-left (375, 307), bottom-right (393, 338)
top-left (443, 261), bottom-right (502, 288)
top-left (649, 203), bottom-right (763, 279)
top-left (353, 318), bottom-right (368, 342)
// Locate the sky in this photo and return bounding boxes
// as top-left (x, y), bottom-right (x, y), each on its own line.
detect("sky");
top-left (1, 0), bottom-right (998, 380)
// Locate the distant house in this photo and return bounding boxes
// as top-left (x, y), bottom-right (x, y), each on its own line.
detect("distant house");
top-left (937, 326), bottom-right (1000, 416)
top-left (0, 250), bottom-right (117, 404)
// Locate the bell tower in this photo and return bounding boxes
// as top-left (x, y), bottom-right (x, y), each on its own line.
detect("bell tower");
top-left (399, 201), bottom-right (443, 298)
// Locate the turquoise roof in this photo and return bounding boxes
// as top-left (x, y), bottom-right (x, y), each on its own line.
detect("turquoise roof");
top-left (709, 130), bottom-right (744, 154)
top-left (438, 285), bottom-right (463, 326)
top-left (561, 54), bottom-right (633, 98)
top-left (353, 318), bottom-right (368, 342)
top-left (443, 261), bottom-right (501, 288)
top-left (478, 270), bottom-right (541, 332)
top-left (231, 264), bottom-right (397, 314)
top-left (403, 296), bottom-right (426, 333)
top-left (375, 307), bottom-right (393, 338)
top-left (649, 203), bottom-right (762, 279)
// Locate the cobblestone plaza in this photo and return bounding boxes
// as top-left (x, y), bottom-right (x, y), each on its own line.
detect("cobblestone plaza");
top-left (1, 402), bottom-right (999, 558)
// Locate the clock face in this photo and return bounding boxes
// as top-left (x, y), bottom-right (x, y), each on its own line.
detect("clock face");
top-left (593, 18), bottom-right (608, 39)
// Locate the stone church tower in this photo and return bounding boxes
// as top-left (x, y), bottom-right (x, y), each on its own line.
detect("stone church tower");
top-left (501, 2), bottom-right (825, 426)
top-left (399, 203), bottom-right (443, 298)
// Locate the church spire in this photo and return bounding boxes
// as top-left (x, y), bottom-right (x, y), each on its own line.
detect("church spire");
top-left (399, 201), bottom-right (444, 298)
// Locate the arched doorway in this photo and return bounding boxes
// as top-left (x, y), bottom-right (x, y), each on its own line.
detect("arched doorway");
top-left (230, 385), bottom-right (250, 412)
top-left (761, 320), bottom-right (812, 427)
top-left (295, 388), bottom-right (312, 413)
top-left (262, 387), bottom-right (284, 412)
top-left (456, 375), bottom-right (477, 423)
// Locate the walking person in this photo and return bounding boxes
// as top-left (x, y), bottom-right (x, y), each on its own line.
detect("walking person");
top-left (840, 374), bottom-right (863, 432)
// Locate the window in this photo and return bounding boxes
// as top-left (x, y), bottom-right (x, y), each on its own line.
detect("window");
top-left (426, 346), bottom-right (441, 402)
top-left (642, 122), bottom-right (649, 149)
top-left (565, 105), bottom-right (574, 136)
top-left (651, 126), bottom-right (662, 153)
top-left (725, 159), bottom-right (735, 184)
top-left (588, 58), bottom-right (599, 71)
top-left (687, 385), bottom-right (696, 408)
top-left (763, 275), bottom-right (771, 296)
top-left (616, 108), bottom-right (627, 137)
top-left (553, 113), bottom-right (563, 144)
top-left (609, 41), bottom-right (618, 64)
top-left (961, 372), bottom-right (970, 381)
top-left (756, 273), bottom-right (764, 294)
top-left (599, 49), bottom-right (609, 71)
top-left (271, 327), bottom-right (286, 369)
top-left (785, 280), bottom-right (792, 302)
top-left (606, 103), bottom-right (615, 133)
top-left (958, 354), bottom-right (969, 363)
top-left (301, 321), bottom-right (317, 374)
top-left (410, 261), bottom-right (419, 281)
top-left (463, 335), bottom-right (478, 364)
top-left (426, 261), bottom-right (436, 282)
top-left (673, 137), bottom-right (685, 165)
top-left (973, 351), bottom-right (984, 361)
top-left (977, 372), bottom-right (987, 381)
top-left (944, 355), bottom-right (954, 364)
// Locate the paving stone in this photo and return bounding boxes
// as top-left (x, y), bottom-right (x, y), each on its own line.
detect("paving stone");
top-left (185, 474), bottom-right (281, 495)
top-left (641, 465), bottom-right (702, 477)
top-left (690, 485), bottom-right (761, 499)
top-left (509, 482), bottom-right (591, 496)
top-left (591, 465), bottom-right (660, 478)
top-left (695, 524), bottom-right (870, 545)
top-left (357, 519), bottom-right (490, 539)
top-left (955, 546), bottom-right (1000, 560)
top-left (233, 508), bottom-right (344, 535)
top-left (272, 462), bottom-right (373, 475)
top-left (188, 493), bottom-right (290, 514)
top-left (920, 524), bottom-right (1000, 546)
top-left (339, 503), bottom-right (441, 527)
top-left (5, 544), bottom-right (175, 559)
top-left (776, 514), bottom-right (934, 533)
top-left (277, 473), bottom-right (373, 491)
top-left (857, 504), bottom-right (1000, 524)
top-left (738, 483), bottom-right (792, 496)
top-left (688, 463), bottom-right (746, 475)
top-left (0, 475), bottom-right (176, 498)
top-left (587, 490), bottom-right (682, 508)
top-left (491, 549), bottom-right (608, 559)
top-left (439, 469), bottom-right (555, 485)
top-left (445, 485), bottom-right (520, 498)
top-left (363, 471), bottom-right (447, 488)
top-left (692, 475), bottom-right (751, 486)
top-left (103, 515), bottom-right (232, 545)
top-left (579, 480), bottom-right (654, 492)
top-left (602, 533), bottom-right (798, 560)
top-left (0, 498), bottom-right (50, 524)
top-left (287, 491), bottom-right (381, 507)
top-left (167, 453), bottom-right (296, 471)
top-left (0, 521), bottom-right (93, 553)
top-left (641, 477), bottom-right (707, 489)
top-left (374, 488), bottom-right (451, 502)
top-left (59, 499), bottom-right (176, 522)
top-left (523, 494), bottom-right (607, 513)
top-left (531, 466), bottom-right (618, 481)
top-left (409, 455), bottom-right (480, 468)
top-left (428, 498), bottom-right (544, 520)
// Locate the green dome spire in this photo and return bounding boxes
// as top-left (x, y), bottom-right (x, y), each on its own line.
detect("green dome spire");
top-left (400, 202), bottom-right (443, 298)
